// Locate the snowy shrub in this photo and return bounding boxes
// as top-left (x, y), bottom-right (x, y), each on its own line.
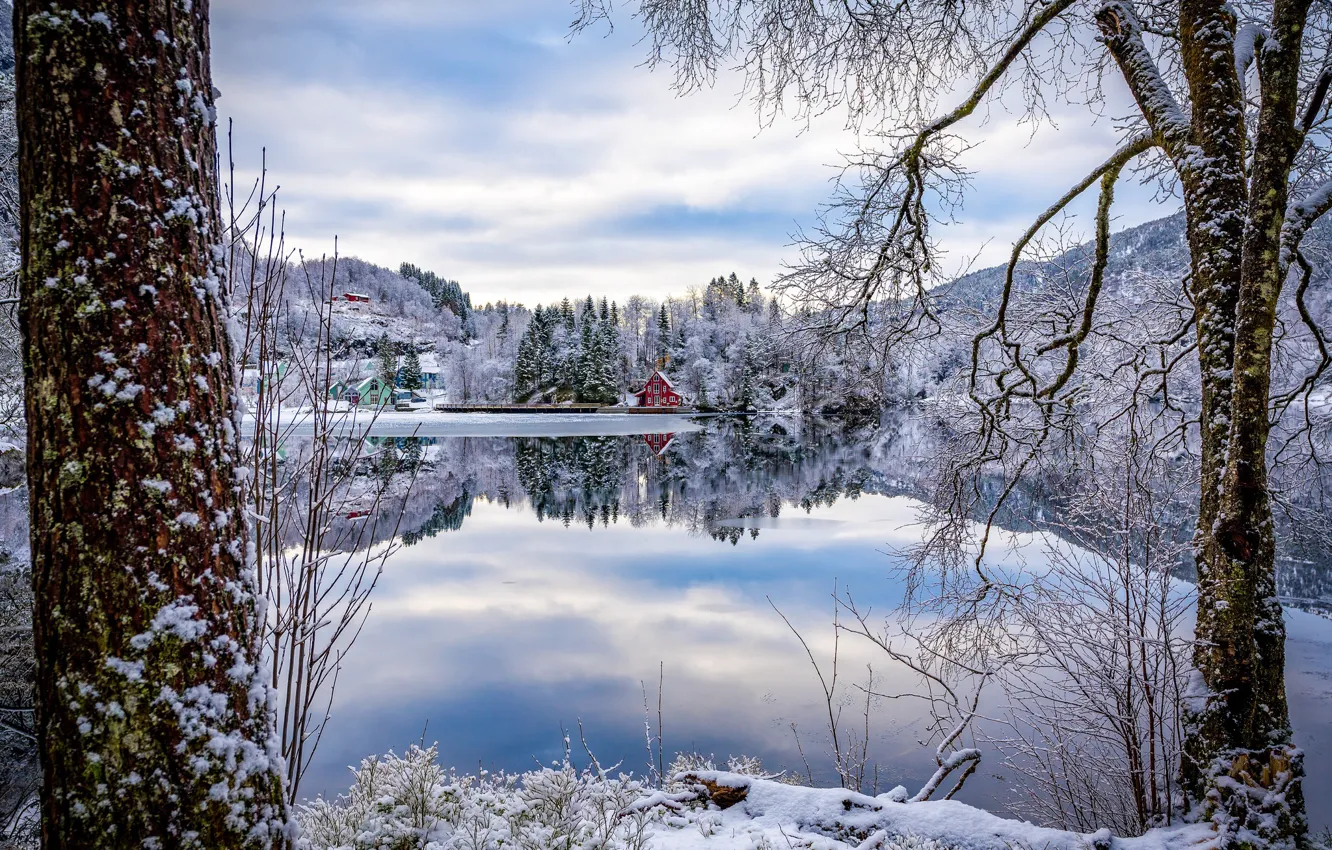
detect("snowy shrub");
top-left (297, 744), bottom-right (654, 850)
top-left (665, 752), bottom-right (776, 790)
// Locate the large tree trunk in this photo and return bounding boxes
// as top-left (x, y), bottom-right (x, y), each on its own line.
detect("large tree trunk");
top-left (15, 1), bottom-right (289, 846)
top-left (1099, 1), bottom-right (1309, 842)
top-left (1182, 1), bottom-right (1311, 841)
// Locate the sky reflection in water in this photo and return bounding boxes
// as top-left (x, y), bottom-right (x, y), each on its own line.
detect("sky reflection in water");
top-left (305, 425), bottom-right (1332, 828)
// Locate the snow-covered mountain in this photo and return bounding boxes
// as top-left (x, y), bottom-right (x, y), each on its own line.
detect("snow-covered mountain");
top-left (939, 211), bottom-right (1190, 312)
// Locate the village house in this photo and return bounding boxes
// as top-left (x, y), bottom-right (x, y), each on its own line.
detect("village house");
top-left (632, 370), bottom-right (682, 408)
top-left (328, 375), bottom-right (395, 409)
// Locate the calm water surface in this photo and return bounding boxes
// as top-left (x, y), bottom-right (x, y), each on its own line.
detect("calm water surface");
top-left (304, 417), bottom-right (1332, 826)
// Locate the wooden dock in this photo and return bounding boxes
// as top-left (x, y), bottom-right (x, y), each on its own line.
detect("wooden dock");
top-left (432, 403), bottom-right (697, 415)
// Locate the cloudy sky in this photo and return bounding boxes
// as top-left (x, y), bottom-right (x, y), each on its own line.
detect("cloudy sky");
top-left (211, 1), bottom-right (1179, 307)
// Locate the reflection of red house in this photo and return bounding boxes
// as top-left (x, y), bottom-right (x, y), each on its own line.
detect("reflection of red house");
top-left (644, 433), bottom-right (675, 456)
top-left (634, 370), bottom-right (682, 407)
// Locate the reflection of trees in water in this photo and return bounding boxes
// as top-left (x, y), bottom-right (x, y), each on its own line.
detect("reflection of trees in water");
top-left (402, 487), bottom-right (474, 545)
top-left (397, 419), bottom-right (887, 545)
top-left (385, 416), bottom-right (1332, 608)
top-left (516, 436), bottom-right (625, 528)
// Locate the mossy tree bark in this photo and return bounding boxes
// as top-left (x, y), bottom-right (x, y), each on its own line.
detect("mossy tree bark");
top-left (15, 0), bottom-right (290, 846)
top-left (1093, 1), bottom-right (1309, 842)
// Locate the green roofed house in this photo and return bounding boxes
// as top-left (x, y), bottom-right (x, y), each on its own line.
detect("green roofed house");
top-left (336, 376), bottom-right (394, 408)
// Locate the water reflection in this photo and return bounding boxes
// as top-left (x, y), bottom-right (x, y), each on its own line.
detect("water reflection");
top-left (303, 417), bottom-right (1332, 827)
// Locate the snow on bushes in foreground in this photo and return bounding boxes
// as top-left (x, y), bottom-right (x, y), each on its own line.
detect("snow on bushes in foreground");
top-left (298, 745), bottom-right (1218, 850)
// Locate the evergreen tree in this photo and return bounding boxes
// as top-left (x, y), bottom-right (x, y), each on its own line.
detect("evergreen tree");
top-left (738, 340), bottom-right (758, 411)
top-left (402, 490), bottom-right (474, 545)
top-left (400, 345), bottom-right (423, 392)
top-left (496, 301), bottom-right (510, 345)
top-left (576, 299), bottom-right (598, 400)
top-left (586, 315), bottom-right (620, 404)
top-left (514, 308), bottom-right (545, 399)
top-left (376, 333), bottom-right (398, 392)
top-left (516, 305), bottom-right (555, 398)
top-left (656, 303), bottom-right (671, 364)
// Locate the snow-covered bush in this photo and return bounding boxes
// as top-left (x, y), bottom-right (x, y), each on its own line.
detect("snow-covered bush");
top-left (297, 744), bottom-right (654, 850)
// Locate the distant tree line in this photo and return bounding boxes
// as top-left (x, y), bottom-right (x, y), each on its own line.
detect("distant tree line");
top-left (399, 262), bottom-right (475, 337)
top-left (514, 296), bottom-right (621, 403)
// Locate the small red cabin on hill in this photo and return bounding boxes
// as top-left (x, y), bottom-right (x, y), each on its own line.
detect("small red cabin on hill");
top-left (343, 292), bottom-right (371, 303)
top-left (634, 370), bottom-right (682, 407)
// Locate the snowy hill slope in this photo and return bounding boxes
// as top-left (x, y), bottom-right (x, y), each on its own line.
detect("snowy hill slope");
top-left (938, 211), bottom-right (1190, 312)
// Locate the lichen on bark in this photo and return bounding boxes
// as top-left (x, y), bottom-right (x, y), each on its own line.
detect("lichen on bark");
top-left (16, 0), bottom-right (290, 846)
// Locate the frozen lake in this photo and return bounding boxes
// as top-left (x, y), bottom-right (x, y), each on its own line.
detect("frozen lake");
top-left (299, 417), bottom-right (1332, 828)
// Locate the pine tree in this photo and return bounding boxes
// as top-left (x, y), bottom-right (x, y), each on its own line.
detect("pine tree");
top-left (376, 333), bottom-right (398, 394)
top-left (514, 332), bottom-right (538, 398)
top-left (399, 436), bottom-right (424, 473)
top-left (400, 346), bottom-right (423, 392)
top-left (656, 303), bottom-right (671, 365)
top-left (587, 316), bottom-right (620, 404)
top-left (576, 299), bottom-right (598, 400)
top-left (737, 340), bottom-right (758, 411)
top-left (497, 301), bottom-right (510, 345)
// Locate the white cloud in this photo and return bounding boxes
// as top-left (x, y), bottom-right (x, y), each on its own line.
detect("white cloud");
top-left (214, 4), bottom-right (1180, 306)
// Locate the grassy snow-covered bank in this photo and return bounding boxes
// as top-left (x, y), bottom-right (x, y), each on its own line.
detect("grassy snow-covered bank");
top-left (298, 746), bottom-right (1219, 850)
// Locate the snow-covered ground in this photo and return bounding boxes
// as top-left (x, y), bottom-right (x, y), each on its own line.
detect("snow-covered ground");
top-left (298, 750), bottom-right (1221, 850)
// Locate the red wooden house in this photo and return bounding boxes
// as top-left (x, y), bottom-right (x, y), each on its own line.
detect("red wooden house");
top-left (633, 370), bottom-right (682, 408)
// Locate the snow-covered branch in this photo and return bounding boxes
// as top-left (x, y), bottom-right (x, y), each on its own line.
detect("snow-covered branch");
top-left (1095, 1), bottom-right (1191, 155)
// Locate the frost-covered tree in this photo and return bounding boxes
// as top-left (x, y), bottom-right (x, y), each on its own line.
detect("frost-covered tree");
top-left (399, 262), bottom-right (473, 336)
top-left (16, 0), bottom-right (289, 845)
top-left (400, 345), bottom-right (423, 392)
top-left (576, 298), bottom-right (599, 400)
top-left (656, 302), bottom-right (671, 365)
top-left (376, 332), bottom-right (398, 390)
top-left (580, 0), bottom-right (1331, 840)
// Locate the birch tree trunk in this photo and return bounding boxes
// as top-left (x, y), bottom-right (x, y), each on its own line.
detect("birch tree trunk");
top-left (15, 0), bottom-right (290, 846)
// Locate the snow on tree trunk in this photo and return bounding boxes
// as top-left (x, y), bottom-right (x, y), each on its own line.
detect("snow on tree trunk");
top-left (1098, 1), bottom-right (1308, 843)
top-left (15, 0), bottom-right (290, 846)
